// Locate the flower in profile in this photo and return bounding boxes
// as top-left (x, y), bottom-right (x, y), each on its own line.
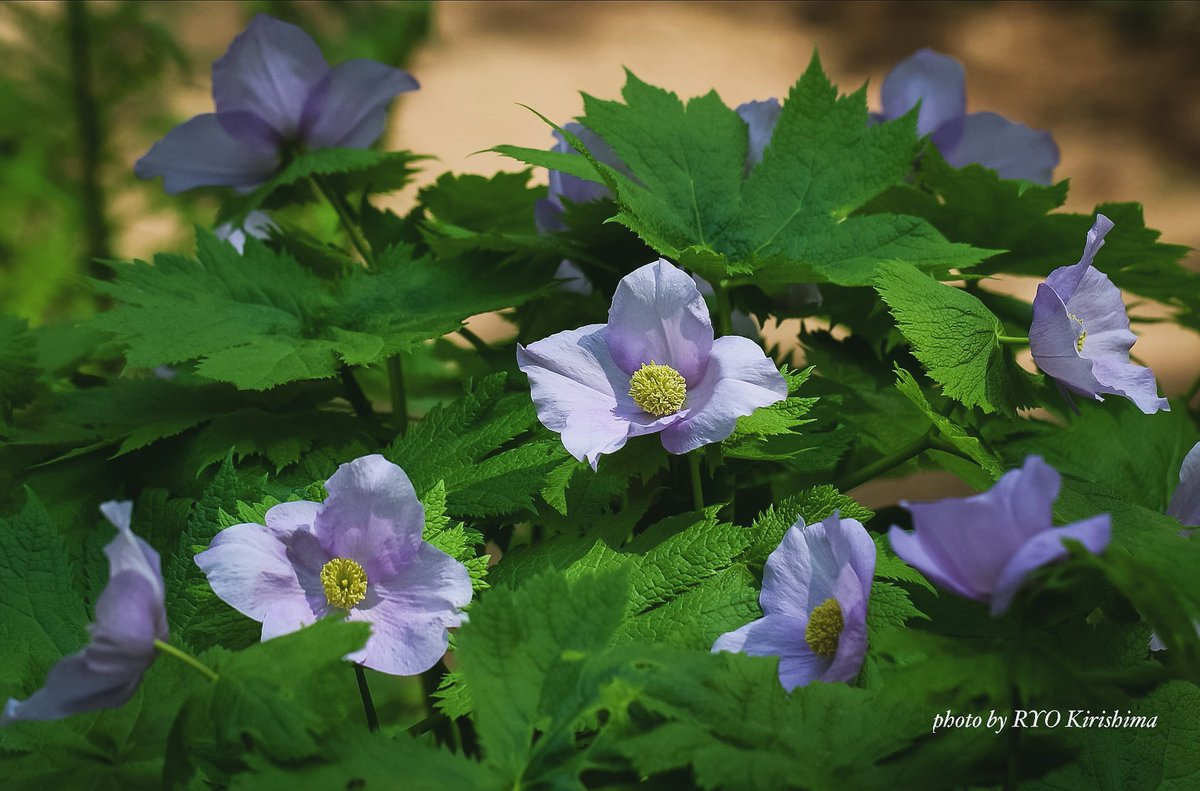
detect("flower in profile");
top-left (215, 210), bottom-right (276, 254)
top-left (136, 15), bottom-right (418, 194)
top-left (3, 502), bottom-right (167, 725)
top-left (516, 259), bottom-right (787, 468)
top-left (1029, 214), bottom-right (1169, 415)
top-left (889, 456), bottom-right (1110, 616)
top-left (195, 454), bottom-right (471, 676)
top-left (874, 48), bottom-right (1059, 184)
top-left (1167, 441), bottom-right (1200, 528)
top-left (712, 513), bottom-right (875, 690)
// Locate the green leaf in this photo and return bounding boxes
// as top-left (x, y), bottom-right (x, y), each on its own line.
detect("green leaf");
top-left (614, 565), bottom-right (760, 648)
top-left (874, 261), bottom-right (1036, 414)
top-left (893, 365), bottom-right (1004, 481)
top-left (722, 365), bottom-right (820, 460)
top-left (387, 373), bottom-right (569, 518)
top-left (218, 148), bottom-right (425, 226)
top-left (417, 170), bottom-right (552, 257)
top-left (0, 314), bottom-right (40, 421)
top-left (420, 481), bottom-right (489, 591)
top-left (746, 486), bottom-right (874, 565)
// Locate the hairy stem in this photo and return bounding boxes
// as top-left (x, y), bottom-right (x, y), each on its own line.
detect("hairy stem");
top-left (996, 334), bottom-right (1030, 346)
top-left (834, 434), bottom-right (932, 492)
top-left (153, 640), bottom-right (218, 682)
top-left (311, 176), bottom-right (373, 267)
top-left (688, 453), bottom-right (705, 511)
top-left (353, 664), bottom-right (380, 733)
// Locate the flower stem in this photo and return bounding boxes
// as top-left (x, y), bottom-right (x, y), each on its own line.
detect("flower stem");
top-left (388, 355), bottom-right (408, 435)
top-left (996, 334), bottom-right (1030, 346)
top-left (353, 663), bottom-right (380, 733)
top-left (834, 433), bottom-right (932, 492)
top-left (153, 640), bottom-right (218, 682)
top-left (311, 176), bottom-right (373, 267)
top-left (713, 280), bottom-right (734, 338)
top-left (458, 326), bottom-right (491, 357)
top-left (688, 452), bottom-right (705, 511)
top-left (339, 365), bottom-right (374, 418)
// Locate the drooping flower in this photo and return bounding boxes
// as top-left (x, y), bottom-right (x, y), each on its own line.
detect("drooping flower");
top-left (889, 456), bottom-right (1111, 616)
top-left (874, 48), bottom-right (1059, 184)
top-left (3, 502), bottom-right (168, 725)
top-left (194, 454), bottom-right (471, 676)
top-left (1029, 214), bottom-right (1169, 415)
top-left (712, 513), bottom-right (875, 690)
top-left (136, 15), bottom-right (418, 194)
top-left (215, 210), bottom-right (276, 254)
top-left (516, 259), bottom-right (787, 468)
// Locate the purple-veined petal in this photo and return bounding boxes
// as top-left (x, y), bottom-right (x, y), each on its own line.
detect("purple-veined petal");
top-left (315, 455), bottom-right (425, 581)
top-left (887, 523), bottom-right (980, 601)
top-left (989, 514), bottom-right (1111, 615)
top-left (263, 499), bottom-right (323, 540)
top-left (880, 48), bottom-right (967, 137)
top-left (194, 522), bottom-right (327, 633)
top-left (300, 59), bottom-right (418, 149)
top-left (1029, 282), bottom-right (1106, 403)
top-left (606, 259), bottom-right (714, 383)
top-left (735, 98), bottom-right (781, 170)
top-left (346, 543), bottom-right (471, 675)
top-left (518, 324), bottom-right (647, 469)
top-left (938, 111), bottom-right (1059, 185)
top-left (1168, 442), bottom-right (1200, 526)
top-left (659, 335), bottom-right (786, 454)
top-left (211, 14), bottom-right (329, 140)
top-left (134, 113), bottom-right (281, 194)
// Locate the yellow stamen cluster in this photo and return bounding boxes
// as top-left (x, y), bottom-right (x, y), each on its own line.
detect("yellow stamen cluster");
top-left (804, 598), bottom-right (844, 657)
top-left (1068, 311), bottom-right (1087, 352)
top-left (320, 557), bottom-right (368, 609)
top-left (628, 362), bottom-right (687, 416)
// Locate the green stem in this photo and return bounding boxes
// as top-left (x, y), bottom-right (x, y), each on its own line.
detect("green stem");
top-left (713, 281), bottom-right (734, 338)
top-left (996, 334), bottom-right (1030, 346)
top-left (458, 326), bottom-right (491, 357)
top-left (311, 176), bottom-right (373, 266)
top-left (688, 453), bottom-right (704, 511)
top-left (834, 433), bottom-right (932, 492)
top-left (153, 640), bottom-right (218, 682)
top-left (67, 0), bottom-right (112, 293)
top-left (354, 664), bottom-right (380, 733)
top-left (339, 365), bottom-right (374, 418)
top-left (388, 355), bottom-right (409, 435)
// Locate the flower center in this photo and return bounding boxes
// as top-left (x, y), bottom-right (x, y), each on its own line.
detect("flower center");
top-left (628, 362), bottom-right (687, 416)
top-left (320, 557), bottom-right (368, 609)
top-left (1067, 311), bottom-right (1087, 352)
top-left (804, 598), bottom-right (844, 657)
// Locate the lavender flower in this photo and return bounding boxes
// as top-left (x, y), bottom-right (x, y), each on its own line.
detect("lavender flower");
top-left (195, 454), bottom-right (470, 676)
top-left (875, 48), bottom-right (1059, 184)
top-left (215, 210), bottom-right (276, 254)
top-left (712, 513), bottom-right (875, 690)
top-left (1029, 214), bottom-right (1169, 415)
top-left (1167, 441), bottom-right (1200, 528)
top-left (889, 456), bottom-right (1111, 616)
top-left (734, 99), bottom-right (781, 170)
top-left (3, 502), bottom-right (167, 725)
top-left (516, 259), bottom-right (787, 468)
top-left (136, 15), bottom-right (417, 194)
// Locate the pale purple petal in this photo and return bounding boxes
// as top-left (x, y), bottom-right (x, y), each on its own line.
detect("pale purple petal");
top-left (99, 502), bottom-right (167, 642)
top-left (711, 613), bottom-right (826, 691)
top-left (216, 210), bottom-right (276, 254)
top-left (938, 111), bottom-right (1059, 185)
top-left (659, 335), bottom-right (786, 454)
top-left (517, 324), bottom-right (636, 468)
top-left (346, 543), bottom-right (471, 675)
top-left (263, 499), bottom-right (323, 540)
top-left (990, 515), bottom-right (1111, 615)
top-left (759, 516), bottom-right (874, 621)
top-left (211, 14), bottom-right (329, 141)
top-left (823, 565), bottom-right (869, 683)
top-left (887, 524), bottom-right (979, 601)
top-left (1045, 214), bottom-right (1113, 301)
top-left (1029, 283), bottom-right (1105, 402)
top-left (1167, 442), bottom-right (1200, 526)
top-left (300, 59), bottom-right (418, 149)
top-left (315, 455), bottom-right (425, 580)
top-left (194, 522), bottom-right (326, 632)
top-left (881, 48), bottom-right (967, 137)
top-left (134, 114), bottom-right (281, 193)
top-left (607, 259), bottom-right (714, 382)
top-left (735, 98), bottom-right (781, 169)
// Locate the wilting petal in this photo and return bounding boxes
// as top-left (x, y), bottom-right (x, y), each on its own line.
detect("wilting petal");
top-left (135, 114), bottom-right (280, 193)
top-left (880, 48), bottom-right (967, 137)
top-left (735, 98), bottom-right (781, 169)
top-left (990, 515), bottom-right (1111, 615)
top-left (606, 259), bottom-right (714, 382)
top-left (315, 455), bottom-right (425, 580)
top-left (517, 325), bottom-right (638, 468)
top-left (1168, 442), bottom-right (1200, 526)
top-left (659, 335), bottom-right (785, 454)
top-left (211, 14), bottom-right (329, 140)
top-left (347, 543), bottom-right (471, 675)
top-left (938, 111), bottom-right (1059, 185)
top-left (195, 522), bottom-right (325, 630)
top-left (300, 59), bottom-right (418, 149)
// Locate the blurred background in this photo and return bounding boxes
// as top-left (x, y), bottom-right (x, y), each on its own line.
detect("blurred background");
top-left (1, 0), bottom-right (1198, 409)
